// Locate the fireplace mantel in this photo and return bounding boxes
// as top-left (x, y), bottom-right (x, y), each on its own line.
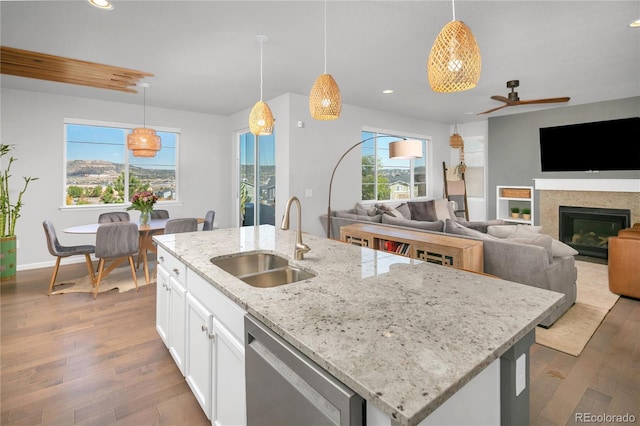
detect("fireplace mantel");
top-left (534, 179), bottom-right (640, 192)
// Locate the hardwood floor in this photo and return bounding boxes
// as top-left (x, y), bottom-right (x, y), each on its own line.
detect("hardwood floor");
top-left (2, 262), bottom-right (638, 425)
top-left (1, 263), bottom-right (208, 426)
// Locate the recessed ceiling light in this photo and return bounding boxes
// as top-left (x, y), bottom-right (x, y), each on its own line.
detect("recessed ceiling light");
top-left (382, 89), bottom-right (394, 94)
top-left (628, 19), bottom-right (640, 28)
top-left (87, 0), bottom-right (114, 10)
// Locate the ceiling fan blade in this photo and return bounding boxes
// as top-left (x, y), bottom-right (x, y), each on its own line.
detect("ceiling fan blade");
top-left (490, 95), bottom-right (509, 103)
top-left (477, 104), bottom-right (509, 115)
top-left (518, 97), bottom-right (571, 105)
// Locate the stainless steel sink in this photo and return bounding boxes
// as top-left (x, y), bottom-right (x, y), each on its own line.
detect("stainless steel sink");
top-left (211, 252), bottom-right (316, 287)
top-left (211, 253), bottom-right (289, 277)
top-left (241, 266), bottom-right (316, 288)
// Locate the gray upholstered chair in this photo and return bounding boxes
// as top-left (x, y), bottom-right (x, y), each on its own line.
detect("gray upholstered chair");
top-left (150, 209), bottom-right (170, 219)
top-left (43, 220), bottom-right (96, 296)
top-left (164, 218), bottom-right (198, 234)
top-left (203, 210), bottom-right (215, 231)
top-left (98, 212), bottom-right (130, 223)
top-left (93, 222), bottom-right (139, 299)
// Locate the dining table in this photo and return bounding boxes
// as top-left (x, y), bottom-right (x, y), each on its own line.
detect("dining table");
top-left (63, 218), bottom-right (203, 285)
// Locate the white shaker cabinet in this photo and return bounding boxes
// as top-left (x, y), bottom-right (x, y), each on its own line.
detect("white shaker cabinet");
top-left (185, 292), bottom-right (214, 419)
top-left (156, 247), bottom-right (188, 375)
top-left (212, 318), bottom-right (246, 426)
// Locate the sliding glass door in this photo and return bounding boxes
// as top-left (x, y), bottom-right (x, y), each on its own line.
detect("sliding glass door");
top-left (238, 131), bottom-right (276, 227)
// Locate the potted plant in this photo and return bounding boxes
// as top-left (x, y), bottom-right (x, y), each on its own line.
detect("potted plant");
top-left (1, 144), bottom-right (38, 281)
top-left (522, 207), bottom-right (531, 221)
top-left (126, 189), bottom-right (158, 227)
top-left (510, 206), bottom-right (521, 219)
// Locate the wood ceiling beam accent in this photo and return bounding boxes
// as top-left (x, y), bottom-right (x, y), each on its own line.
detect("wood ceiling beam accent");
top-left (0, 46), bottom-right (153, 93)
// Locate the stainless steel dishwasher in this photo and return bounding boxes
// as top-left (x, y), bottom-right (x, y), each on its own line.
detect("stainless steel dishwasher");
top-left (245, 315), bottom-right (364, 426)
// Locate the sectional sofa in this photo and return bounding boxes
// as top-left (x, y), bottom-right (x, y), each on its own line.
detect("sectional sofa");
top-left (320, 198), bottom-right (578, 327)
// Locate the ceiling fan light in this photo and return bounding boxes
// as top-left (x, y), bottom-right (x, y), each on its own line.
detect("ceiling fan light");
top-left (249, 101), bottom-right (274, 135)
top-left (127, 128), bottom-right (161, 157)
top-left (87, 0), bottom-right (114, 10)
top-left (309, 73), bottom-right (341, 120)
top-left (428, 20), bottom-right (481, 93)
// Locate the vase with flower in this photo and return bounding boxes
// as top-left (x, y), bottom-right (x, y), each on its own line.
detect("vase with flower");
top-left (127, 190), bottom-right (158, 227)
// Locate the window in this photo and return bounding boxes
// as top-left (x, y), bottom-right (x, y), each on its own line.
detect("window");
top-left (461, 136), bottom-right (484, 198)
top-left (361, 130), bottom-right (428, 201)
top-left (64, 120), bottom-right (178, 206)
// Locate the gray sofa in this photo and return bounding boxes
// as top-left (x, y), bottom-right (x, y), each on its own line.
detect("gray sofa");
top-left (320, 199), bottom-right (577, 327)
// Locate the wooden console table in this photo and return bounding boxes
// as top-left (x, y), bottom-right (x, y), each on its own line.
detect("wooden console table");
top-left (340, 223), bottom-right (484, 273)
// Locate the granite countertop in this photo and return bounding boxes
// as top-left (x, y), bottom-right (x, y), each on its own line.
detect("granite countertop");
top-left (154, 225), bottom-right (563, 426)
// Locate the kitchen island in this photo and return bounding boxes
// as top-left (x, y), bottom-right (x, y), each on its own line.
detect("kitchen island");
top-left (153, 225), bottom-right (563, 426)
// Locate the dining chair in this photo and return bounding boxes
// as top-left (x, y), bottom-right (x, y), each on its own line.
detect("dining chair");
top-left (98, 212), bottom-right (131, 223)
top-left (164, 218), bottom-right (198, 234)
top-left (202, 210), bottom-right (215, 231)
top-left (43, 220), bottom-right (96, 296)
top-left (150, 209), bottom-right (170, 219)
top-left (93, 222), bottom-right (139, 299)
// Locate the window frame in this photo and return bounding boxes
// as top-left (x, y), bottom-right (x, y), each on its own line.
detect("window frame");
top-left (62, 118), bottom-right (180, 210)
top-left (361, 129), bottom-right (431, 202)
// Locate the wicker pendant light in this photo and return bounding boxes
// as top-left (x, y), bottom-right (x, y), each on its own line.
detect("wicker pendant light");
top-left (127, 83), bottom-right (161, 158)
top-left (428, 0), bottom-right (481, 93)
top-left (309, 0), bottom-right (341, 120)
top-left (449, 125), bottom-right (464, 148)
top-left (249, 35), bottom-right (274, 136)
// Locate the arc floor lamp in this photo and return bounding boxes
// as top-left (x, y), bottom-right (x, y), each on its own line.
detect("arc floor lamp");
top-left (326, 136), bottom-right (422, 238)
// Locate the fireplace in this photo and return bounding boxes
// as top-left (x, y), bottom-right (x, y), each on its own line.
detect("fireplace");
top-left (559, 206), bottom-right (630, 259)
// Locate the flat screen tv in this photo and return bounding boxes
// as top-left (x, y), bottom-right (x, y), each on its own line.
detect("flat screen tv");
top-left (539, 117), bottom-right (640, 172)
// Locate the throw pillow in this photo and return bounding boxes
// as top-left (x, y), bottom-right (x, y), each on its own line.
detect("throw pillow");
top-left (550, 239), bottom-right (579, 257)
top-left (507, 233), bottom-right (554, 263)
top-left (455, 219), bottom-right (506, 234)
top-left (396, 202), bottom-right (411, 220)
top-left (355, 202), bottom-right (378, 217)
top-left (488, 224), bottom-right (544, 238)
top-left (335, 211), bottom-right (382, 223)
top-left (375, 203), bottom-right (405, 218)
top-left (382, 215), bottom-right (444, 231)
top-left (444, 219), bottom-right (500, 241)
top-left (434, 199), bottom-right (456, 221)
top-left (408, 200), bottom-right (438, 222)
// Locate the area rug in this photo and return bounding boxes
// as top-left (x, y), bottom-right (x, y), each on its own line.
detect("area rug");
top-left (51, 265), bottom-right (154, 295)
top-left (535, 260), bottom-right (619, 356)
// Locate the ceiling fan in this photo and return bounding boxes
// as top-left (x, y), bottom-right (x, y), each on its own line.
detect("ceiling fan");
top-left (478, 80), bottom-right (570, 115)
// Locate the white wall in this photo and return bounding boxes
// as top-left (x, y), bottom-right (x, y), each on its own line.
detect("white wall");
top-left (5, 86), bottom-right (459, 269)
top-left (2, 88), bottom-right (231, 269)
top-left (232, 93), bottom-right (453, 237)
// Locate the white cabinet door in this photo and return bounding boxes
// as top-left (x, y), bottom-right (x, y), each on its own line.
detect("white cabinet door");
top-left (155, 264), bottom-right (170, 347)
top-left (168, 276), bottom-right (187, 375)
top-left (212, 319), bottom-right (246, 426)
top-left (186, 292), bottom-right (214, 420)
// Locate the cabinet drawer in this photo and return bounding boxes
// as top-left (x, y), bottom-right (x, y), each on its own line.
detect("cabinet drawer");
top-left (157, 247), bottom-right (186, 280)
top-left (187, 268), bottom-right (247, 343)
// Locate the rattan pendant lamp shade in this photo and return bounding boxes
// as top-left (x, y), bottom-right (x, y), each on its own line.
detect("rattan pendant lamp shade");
top-left (127, 83), bottom-right (161, 157)
top-left (249, 35), bottom-right (274, 136)
top-left (428, 0), bottom-right (481, 93)
top-left (309, 0), bottom-right (341, 120)
top-left (450, 125), bottom-right (464, 148)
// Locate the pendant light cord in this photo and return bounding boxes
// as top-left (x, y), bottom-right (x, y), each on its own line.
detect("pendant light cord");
top-left (143, 86), bottom-right (147, 128)
top-left (259, 38), bottom-right (264, 101)
top-left (451, 0), bottom-right (456, 21)
top-left (323, 0), bottom-right (327, 74)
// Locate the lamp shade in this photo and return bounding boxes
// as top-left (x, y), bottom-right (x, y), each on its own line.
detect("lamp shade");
top-left (127, 127), bottom-right (161, 157)
top-left (309, 73), bottom-right (341, 120)
top-left (428, 20), bottom-right (481, 93)
top-left (389, 139), bottom-right (423, 160)
top-left (249, 101), bottom-right (274, 136)
top-left (449, 132), bottom-right (464, 148)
